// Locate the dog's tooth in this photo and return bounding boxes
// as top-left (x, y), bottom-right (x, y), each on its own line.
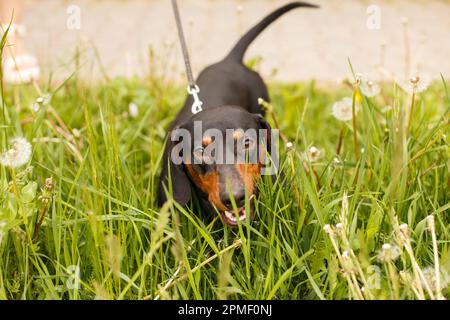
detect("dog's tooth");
top-left (225, 211), bottom-right (236, 221)
top-left (239, 213), bottom-right (246, 221)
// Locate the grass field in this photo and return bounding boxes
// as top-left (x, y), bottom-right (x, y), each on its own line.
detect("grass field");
top-left (0, 54), bottom-right (449, 299)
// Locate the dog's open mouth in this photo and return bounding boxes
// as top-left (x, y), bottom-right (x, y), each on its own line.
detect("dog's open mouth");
top-left (220, 206), bottom-right (254, 226)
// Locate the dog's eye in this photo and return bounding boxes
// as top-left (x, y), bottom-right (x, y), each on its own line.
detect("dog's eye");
top-left (243, 137), bottom-right (255, 149)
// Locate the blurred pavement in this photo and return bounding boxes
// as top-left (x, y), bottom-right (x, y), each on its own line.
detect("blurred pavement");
top-left (22, 0), bottom-right (450, 83)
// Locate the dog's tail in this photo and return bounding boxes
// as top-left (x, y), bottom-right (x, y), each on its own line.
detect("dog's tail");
top-left (225, 2), bottom-right (318, 63)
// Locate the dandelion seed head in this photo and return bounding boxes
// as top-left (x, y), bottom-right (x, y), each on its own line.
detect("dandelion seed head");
top-left (422, 266), bottom-right (450, 290)
top-left (37, 94), bottom-right (50, 105)
top-left (360, 77), bottom-right (381, 97)
top-left (378, 243), bottom-right (401, 262)
top-left (332, 97), bottom-right (358, 122)
top-left (286, 142), bottom-right (293, 150)
top-left (0, 137), bottom-right (32, 168)
top-left (31, 102), bottom-right (40, 112)
top-left (305, 146), bottom-right (324, 162)
top-left (399, 73), bottom-right (431, 94)
top-left (128, 102), bottom-right (139, 118)
top-left (410, 76), bottom-right (420, 85)
top-left (323, 224), bottom-right (332, 234)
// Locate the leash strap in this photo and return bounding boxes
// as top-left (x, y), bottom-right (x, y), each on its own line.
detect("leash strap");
top-left (171, 0), bottom-right (203, 114)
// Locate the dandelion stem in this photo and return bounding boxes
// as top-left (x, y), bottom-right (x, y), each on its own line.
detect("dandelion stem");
top-left (410, 281), bottom-right (425, 300)
top-left (336, 125), bottom-right (345, 155)
top-left (325, 229), bottom-right (363, 300)
top-left (406, 91), bottom-right (416, 135)
top-left (403, 237), bottom-right (435, 299)
top-left (386, 262), bottom-right (400, 300)
top-left (428, 216), bottom-right (442, 299)
top-left (351, 90), bottom-right (359, 159)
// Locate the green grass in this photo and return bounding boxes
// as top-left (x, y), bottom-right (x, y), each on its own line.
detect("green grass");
top-left (0, 69), bottom-right (449, 300)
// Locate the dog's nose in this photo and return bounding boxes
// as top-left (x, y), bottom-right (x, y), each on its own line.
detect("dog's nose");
top-left (220, 189), bottom-right (246, 208)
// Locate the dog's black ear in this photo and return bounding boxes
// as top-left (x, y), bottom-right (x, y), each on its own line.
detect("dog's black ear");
top-left (157, 129), bottom-right (192, 206)
top-left (253, 113), bottom-right (283, 184)
top-left (253, 113), bottom-right (272, 152)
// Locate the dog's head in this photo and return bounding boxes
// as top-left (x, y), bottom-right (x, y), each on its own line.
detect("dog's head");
top-left (160, 106), bottom-right (273, 226)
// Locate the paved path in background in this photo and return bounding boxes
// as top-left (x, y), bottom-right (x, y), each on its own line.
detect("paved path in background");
top-left (23, 0), bottom-right (450, 83)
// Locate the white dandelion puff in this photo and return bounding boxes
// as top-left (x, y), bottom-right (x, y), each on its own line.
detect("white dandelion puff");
top-left (36, 94), bottom-right (51, 106)
top-left (398, 74), bottom-right (432, 94)
top-left (323, 224), bottom-right (332, 234)
top-left (377, 243), bottom-right (401, 262)
top-left (422, 266), bottom-right (450, 290)
top-left (332, 97), bottom-right (359, 122)
top-left (30, 102), bottom-right (40, 112)
top-left (286, 141), bottom-right (294, 151)
top-left (128, 102), bottom-right (139, 118)
top-left (30, 94), bottom-right (50, 112)
top-left (0, 137), bottom-right (32, 168)
top-left (360, 78), bottom-right (381, 97)
top-left (304, 146), bottom-right (325, 162)
top-left (399, 223), bottom-right (409, 233)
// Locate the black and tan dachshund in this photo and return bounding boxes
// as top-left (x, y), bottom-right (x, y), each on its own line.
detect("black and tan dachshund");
top-left (157, 2), bottom-right (317, 226)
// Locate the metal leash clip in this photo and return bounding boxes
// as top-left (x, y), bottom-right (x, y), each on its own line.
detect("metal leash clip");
top-left (188, 85), bottom-right (203, 114)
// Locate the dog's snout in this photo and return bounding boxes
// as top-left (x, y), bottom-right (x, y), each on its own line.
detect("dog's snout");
top-left (220, 188), bottom-right (246, 208)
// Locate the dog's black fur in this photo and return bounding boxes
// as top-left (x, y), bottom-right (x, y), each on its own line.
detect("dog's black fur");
top-left (157, 2), bottom-right (317, 224)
